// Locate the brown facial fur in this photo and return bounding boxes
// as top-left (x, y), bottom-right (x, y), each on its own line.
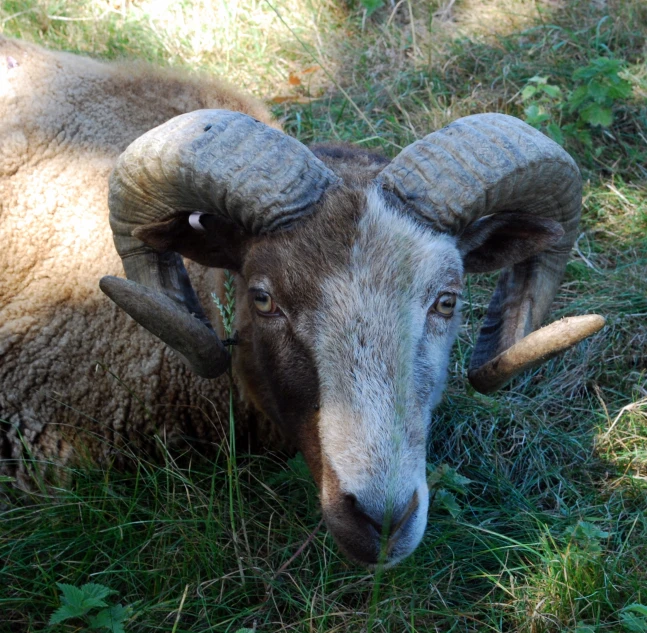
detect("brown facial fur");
top-left (232, 187), bottom-right (365, 484)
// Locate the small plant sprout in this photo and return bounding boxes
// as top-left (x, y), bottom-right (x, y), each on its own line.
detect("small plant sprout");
top-left (427, 464), bottom-right (472, 518)
top-left (521, 75), bottom-right (564, 144)
top-left (49, 583), bottom-right (131, 633)
top-left (621, 603), bottom-right (647, 632)
top-left (212, 270), bottom-right (249, 583)
top-left (212, 270), bottom-right (237, 340)
top-left (521, 57), bottom-right (634, 148)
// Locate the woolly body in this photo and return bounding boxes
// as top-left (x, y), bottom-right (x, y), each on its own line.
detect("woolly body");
top-left (0, 37), bottom-right (276, 485)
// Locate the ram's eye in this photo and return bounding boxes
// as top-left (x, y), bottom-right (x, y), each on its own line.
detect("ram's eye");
top-left (431, 293), bottom-right (457, 318)
top-left (253, 291), bottom-right (281, 316)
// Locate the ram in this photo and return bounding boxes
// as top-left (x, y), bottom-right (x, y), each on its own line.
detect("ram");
top-left (1, 37), bottom-right (603, 567)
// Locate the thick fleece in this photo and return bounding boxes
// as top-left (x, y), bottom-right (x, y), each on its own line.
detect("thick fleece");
top-left (0, 37), bottom-right (276, 485)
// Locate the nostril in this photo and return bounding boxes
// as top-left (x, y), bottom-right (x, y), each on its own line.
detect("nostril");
top-left (344, 492), bottom-right (357, 508)
top-left (343, 493), bottom-right (383, 535)
top-left (323, 488), bottom-right (426, 566)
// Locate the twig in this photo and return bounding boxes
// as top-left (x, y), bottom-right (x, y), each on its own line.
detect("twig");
top-left (574, 232), bottom-right (603, 274)
top-left (600, 397), bottom-right (647, 442)
top-left (273, 518), bottom-right (324, 579)
top-left (47, 13), bottom-right (107, 21)
top-left (1, 8), bottom-right (36, 24)
top-left (171, 584), bottom-right (189, 633)
top-left (406, 0), bottom-right (417, 58)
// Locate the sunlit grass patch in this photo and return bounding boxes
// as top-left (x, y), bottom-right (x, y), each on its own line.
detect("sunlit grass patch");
top-left (0, 0), bottom-right (345, 96)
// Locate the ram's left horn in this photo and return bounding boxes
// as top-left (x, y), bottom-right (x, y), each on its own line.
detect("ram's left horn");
top-left (467, 314), bottom-right (605, 393)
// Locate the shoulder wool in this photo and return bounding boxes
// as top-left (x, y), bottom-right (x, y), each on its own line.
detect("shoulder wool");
top-left (0, 36), bottom-right (277, 487)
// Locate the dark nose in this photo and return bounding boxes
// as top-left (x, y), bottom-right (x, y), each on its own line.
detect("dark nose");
top-left (322, 490), bottom-right (420, 566)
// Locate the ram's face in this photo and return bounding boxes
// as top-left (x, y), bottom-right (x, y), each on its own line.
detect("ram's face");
top-left (234, 187), bottom-right (464, 566)
top-left (104, 110), bottom-right (597, 568)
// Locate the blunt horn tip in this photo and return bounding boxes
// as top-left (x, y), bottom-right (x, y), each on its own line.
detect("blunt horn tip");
top-left (468, 314), bottom-right (606, 394)
top-left (100, 275), bottom-right (230, 379)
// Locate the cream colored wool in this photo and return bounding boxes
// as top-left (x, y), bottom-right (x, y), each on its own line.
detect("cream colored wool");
top-left (0, 36), bottom-right (277, 485)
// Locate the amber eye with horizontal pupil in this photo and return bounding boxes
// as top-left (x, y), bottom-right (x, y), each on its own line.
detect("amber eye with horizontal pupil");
top-left (433, 293), bottom-right (457, 317)
top-left (254, 291), bottom-right (279, 316)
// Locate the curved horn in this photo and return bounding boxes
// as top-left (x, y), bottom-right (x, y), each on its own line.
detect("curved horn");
top-left (375, 114), bottom-right (604, 392)
top-left (101, 109), bottom-right (340, 378)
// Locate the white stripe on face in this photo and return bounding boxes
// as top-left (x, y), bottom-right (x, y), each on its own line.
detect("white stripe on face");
top-left (314, 187), bottom-right (463, 561)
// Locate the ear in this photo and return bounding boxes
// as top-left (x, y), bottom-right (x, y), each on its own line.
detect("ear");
top-left (457, 212), bottom-right (565, 273)
top-left (132, 213), bottom-right (250, 271)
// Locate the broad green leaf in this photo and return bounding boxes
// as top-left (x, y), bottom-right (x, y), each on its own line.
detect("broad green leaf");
top-left (587, 80), bottom-right (610, 103)
top-left (57, 583), bottom-right (87, 608)
top-left (449, 473), bottom-right (472, 487)
top-left (573, 58), bottom-right (623, 82)
top-left (82, 596), bottom-right (110, 610)
top-left (569, 85), bottom-right (589, 110)
top-left (607, 80), bottom-right (633, 100)
top-left (359, 0), bottom-right (384, 16)
top-left (620, 612), bottom-right (647, 633)
top-left (523, 104), bottom-right (551, 127)
top-left (49, 604), bottom-right (85, 625)
top-left (580, 522), bottom-right (610, 539)
top-left (541, 84), bottom-right (562, 99)
top-left (88, 605), bottom-right (130, 633)
top-left (569, 521), bottom-right (610, 540)
top-left (625, 605), bottom-right (647, 617)
top-left (81, 583), bottom-right (118, 603)
top-left (427, 464), bottom-right (471, 491)
top-left (436, 489), bottom-right (461, 517)
top-left (521, 85), bottom-right (537, 101)
top-left (564, 124), bottom-right (592, 147)
top-left (580, 104), bottom-right (613, 127)
top-left (546, 122), bottom-right (565, 146)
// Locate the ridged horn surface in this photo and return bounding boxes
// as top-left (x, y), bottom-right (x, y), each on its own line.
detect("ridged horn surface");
top-left (375, 113), bottom-right (601, 392)
top-left (103, 109), bottom-right (339, 377)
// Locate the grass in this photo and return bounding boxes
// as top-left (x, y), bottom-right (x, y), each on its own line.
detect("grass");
top-left (1, 0), bottom-right (646, 631)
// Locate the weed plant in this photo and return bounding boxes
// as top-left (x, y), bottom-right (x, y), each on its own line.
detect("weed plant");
top-left (1, 0), bottom-right (646, 631)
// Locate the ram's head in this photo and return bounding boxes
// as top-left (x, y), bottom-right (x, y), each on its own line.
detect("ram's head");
top-left (100, 111), bottom-right (603, 567)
